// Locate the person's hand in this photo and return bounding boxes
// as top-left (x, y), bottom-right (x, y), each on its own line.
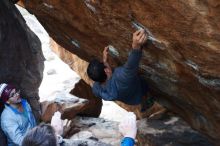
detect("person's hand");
top-left (132, 29), bottom-right (148, 49)
top-left (103, 46), bottom-right (109, 63)
top-left (119, 112), bottom-right (137, 139)
top-left (51, 111), bottom-right (63, 135)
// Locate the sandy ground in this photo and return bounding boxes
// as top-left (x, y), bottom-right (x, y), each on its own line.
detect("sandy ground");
top-left (17, 5), bottom-right (128, 122)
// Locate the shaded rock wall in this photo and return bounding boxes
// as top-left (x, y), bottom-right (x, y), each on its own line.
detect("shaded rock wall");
top-left (137, 115), bottom-right (213, 146)
top-left (0, 0), bottom-right (44, 121)
top-left (70, 79), bottom-right (102, 117)
top-left (21, 0), bottom-right (220, 144)
top-left (41, 93), bottom-right (89, 122)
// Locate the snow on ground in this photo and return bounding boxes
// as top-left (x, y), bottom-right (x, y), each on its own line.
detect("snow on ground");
top-left (17, 5), bottom-right (127, 122)
top-left (17, 5), bottom-right (80, 102)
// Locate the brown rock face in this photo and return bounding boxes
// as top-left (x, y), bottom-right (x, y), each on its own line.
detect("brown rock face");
top-left (22, 0), bottom-right (220, 144)
top-left (0, 0), bottom-right (44, 121)
top-left (41, 93), bottom-right (89, 122)
top-left (70, 79), bottom-right (102, 117)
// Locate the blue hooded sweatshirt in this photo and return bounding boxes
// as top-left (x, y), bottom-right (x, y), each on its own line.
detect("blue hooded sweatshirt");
top-left (92, 49), bottom-right (148, 105)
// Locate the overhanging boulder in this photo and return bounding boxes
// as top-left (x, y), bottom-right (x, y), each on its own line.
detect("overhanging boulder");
top-left (20, 0), bottom-right (220, 144)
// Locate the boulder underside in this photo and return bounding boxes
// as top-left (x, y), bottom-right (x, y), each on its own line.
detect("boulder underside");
top-left (17, 0), bottom-right (220, 144)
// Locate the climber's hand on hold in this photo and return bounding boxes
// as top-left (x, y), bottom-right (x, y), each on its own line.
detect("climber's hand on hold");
top-left (103, 46), bottom-right (109, 63)
top-left (132, 29), bottom-right (148, 50)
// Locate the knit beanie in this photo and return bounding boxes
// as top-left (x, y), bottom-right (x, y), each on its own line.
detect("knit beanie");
top-left (0, 83), bottom-right (15, 103)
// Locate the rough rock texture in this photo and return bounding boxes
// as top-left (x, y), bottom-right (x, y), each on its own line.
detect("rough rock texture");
top-left (63, 115), bottom-right (212, 146)
top-left (116, 101), bottom-right (166, 119)
top-left (64, 116), bottom-right (122, 146)
top-left (0, 0), bottom-right (44, 121)
top-left (137, 115), bottom-right (213, 146)
top-left (21, 0), bottom-right (220, 144)
top-left (41, 93), bottom-right (89, 122)
top-left (70, 79), bottom-right (102, 117)
top-left (63, 139), bottom-right (111, 146)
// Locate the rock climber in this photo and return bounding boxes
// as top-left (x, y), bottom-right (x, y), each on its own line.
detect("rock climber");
top-left (87, 30), bottom-right (155, 111)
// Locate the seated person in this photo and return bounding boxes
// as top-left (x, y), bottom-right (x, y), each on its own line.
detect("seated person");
top-left (0, 83), bottom-right (36, 146)
top-left (87, 30), bottom-right (155, 111)
top-left (119, 112), bottom-right (137, 146)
